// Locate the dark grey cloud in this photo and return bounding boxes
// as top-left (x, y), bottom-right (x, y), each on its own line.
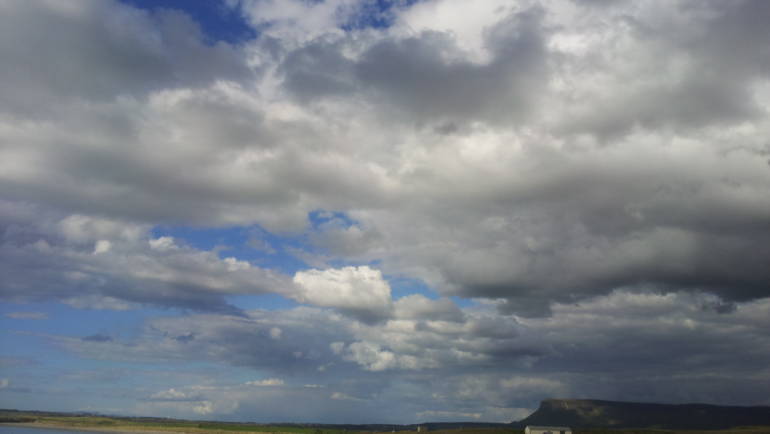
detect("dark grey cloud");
top-left (280, 7), bottom-right (547, 127)
top-left (0, 0), bottom-right (252, 117)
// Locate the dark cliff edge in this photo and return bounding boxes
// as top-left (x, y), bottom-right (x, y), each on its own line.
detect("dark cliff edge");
top-left (514, 398), bottom-right (770, 430)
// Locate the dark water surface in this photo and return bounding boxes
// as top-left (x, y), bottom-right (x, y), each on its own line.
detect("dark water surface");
top-left (0, 426), bottom-right (99, 434)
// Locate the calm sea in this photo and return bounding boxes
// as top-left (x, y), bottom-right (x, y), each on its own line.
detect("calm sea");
top-left (0, 427), bottom-right (97, 434)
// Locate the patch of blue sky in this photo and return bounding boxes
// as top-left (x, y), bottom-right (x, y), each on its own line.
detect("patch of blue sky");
top-left (116, 0), bottom-right (433, 49)
top-left (0, 329), bottom-right (44, 365)
top-left (151, 224), bottom-right (309, 275)
top-left (153, 210), bottom-right (368, 275)
top-left (0, 302), bottom-right (183, 382)
top-left (450, 296), bottom-right (475, 308)
top-left (0, 332), bottom-right (87, 381)
top-left (308, 209), bottom-right (358, 228)
top-left (386, 274), bottom-right (437, 300)
top-left (118, 0), bottom-right (256, 45)
top-left (385, 275), bottom-right (475, 307)
top-left (227, 293), bottom-right (299, 311)
top-left (0, 301), bottom-right (172, 338)
top-left (341, 0), bottom-right (423, 31)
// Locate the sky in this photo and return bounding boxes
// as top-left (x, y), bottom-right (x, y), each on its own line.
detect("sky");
top-left (1, 0), bottom-right (770, 424)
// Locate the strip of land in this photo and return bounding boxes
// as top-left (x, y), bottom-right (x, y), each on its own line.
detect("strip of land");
top-left (0, 421), bottom-right (185, 434)
top-left (0, 412), bottom-right (341, 434)
top-left (3, 409), bottom-right (770, 434)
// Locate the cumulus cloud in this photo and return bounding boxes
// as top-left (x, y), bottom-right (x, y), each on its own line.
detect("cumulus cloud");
top-left (3, 0), bottom-right (770, 422)
top-left (3, 0), bottom-right (767, 316)
top-left (292, 266), bottom-right (393, 322)
top-left (393, 295), bottom-right (464, 322)
top-left (0, 0), bottom-right (251, 116)
top-left (235, 0), bottom-right (369, 46)
top-left (341, 341), bottom-right (423, 371)
top-left (246, 378), bottom-right (284, 387)
top-left (148, 388), bottom-right (203, 402)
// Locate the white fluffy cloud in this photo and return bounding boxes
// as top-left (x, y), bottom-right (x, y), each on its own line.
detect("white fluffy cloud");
top-left (245, 378), bottom-right (284, 387)
top-left (292, 266), bottom-right (393, 322)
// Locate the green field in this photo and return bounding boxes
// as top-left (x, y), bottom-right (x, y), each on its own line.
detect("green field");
top-left (0, 411), bottom-right (348, 434)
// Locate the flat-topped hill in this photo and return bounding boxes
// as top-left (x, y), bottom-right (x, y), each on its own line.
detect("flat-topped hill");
top-left (516, 398), bottom-right (770, 430)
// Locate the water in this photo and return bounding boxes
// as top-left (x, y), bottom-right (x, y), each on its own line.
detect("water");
top-left (0, 426), bottom-right (98, 434)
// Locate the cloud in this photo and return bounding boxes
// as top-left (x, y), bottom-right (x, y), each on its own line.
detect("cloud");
top-left (394, 295), bottom-right (464, 322)
top-left (148, 388), bottom-right (204, 402)
top-left (52, 308), bottom-right (353, 376)
top-left (236, 0), bottom-right (364, 45)
top-left (2, 0), bottom-right (767, 316)
top-left (246, 378), bottom-right (284, 387)
top-left (416, 410), bottom-right (481, 421)
top-left (341, 341), bottom-right (419, 372)
top-left (48, 291), bottom-right (770, 402)
top-left (82, 334), bottom-right (112, 343)
top-left (277, 5), bottom-right (548, 126)
top-left (269, 327), bottom-right (283, 340)
top-left (292, 266), bottom-right (393, 322)
top-left (0, 204), bottom-right (291, 313)
top-left (4, 312), bottom-right (48, 320)
top-left (3, 0), bottom-right (770, 422)
top-left (0, 1), bottom-right (251, 117)
top-left (330, 391), bottom-right (367, 402)
top-left (46, 292), bottom-right (770, 420)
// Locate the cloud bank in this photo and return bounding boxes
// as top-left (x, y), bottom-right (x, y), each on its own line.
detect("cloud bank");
top-left (1, 0), bottom-right (770, 424)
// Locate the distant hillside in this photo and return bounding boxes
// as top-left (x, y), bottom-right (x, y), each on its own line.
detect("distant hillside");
top-left (515, 398), bottom-right (770, 430)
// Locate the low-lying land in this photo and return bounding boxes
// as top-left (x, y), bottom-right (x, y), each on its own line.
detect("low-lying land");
top-left (2, 409), bottom-right (770, 434)
top-left (0, 411), bottom-right (347, 434)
